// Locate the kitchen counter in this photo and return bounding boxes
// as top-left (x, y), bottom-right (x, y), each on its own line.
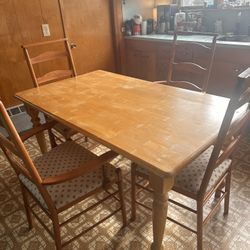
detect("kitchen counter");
top-left (124, 34), bottom-right (250, 98)
top-left (125, 34), bottom-right (250, 48)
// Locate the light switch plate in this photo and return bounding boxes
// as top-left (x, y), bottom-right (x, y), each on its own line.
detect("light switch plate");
top-left (41, 24), bottom-right (51, 37)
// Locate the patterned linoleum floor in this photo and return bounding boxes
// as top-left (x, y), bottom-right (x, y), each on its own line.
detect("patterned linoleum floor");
top-left (0, 133), bottom-right (249, 250)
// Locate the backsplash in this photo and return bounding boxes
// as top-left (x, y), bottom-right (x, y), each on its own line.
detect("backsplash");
top-left (122, 0), bottom-right (154, 20)
top-left (122, 0), bottom-right (250, 36)
top-left (203, 9), bottom-right (250, 35)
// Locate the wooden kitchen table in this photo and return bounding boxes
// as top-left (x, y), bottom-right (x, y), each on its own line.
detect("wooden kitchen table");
top-left (16, 70), bottom-right (229, 249)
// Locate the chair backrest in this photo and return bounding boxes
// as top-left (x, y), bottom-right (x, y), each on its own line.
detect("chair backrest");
top-left (167, 31), bottom-right (217, 92)
top-left (0, 101), bottom-right (42, 183)
top-left (22, 38), bottom-right (77, 87)
top-left (0, 101), bottom-right (57, 211)
top-left (199, 67), bottom-right (250, 196)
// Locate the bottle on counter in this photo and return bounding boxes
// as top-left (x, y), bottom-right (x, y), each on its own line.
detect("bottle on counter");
top-left (141, 21), bottom-right (147, 35)
top-left (158, 15), bottom-right (166, 34)
top-left (214, 18), bottom-right (223, 34)
top-left (146, 19), bottom-right (154, 34)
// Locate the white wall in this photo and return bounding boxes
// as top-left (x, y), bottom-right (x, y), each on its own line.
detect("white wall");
top-left (122, 0), bottom-right (154, 20)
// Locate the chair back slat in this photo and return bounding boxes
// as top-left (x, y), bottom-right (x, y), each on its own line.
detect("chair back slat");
top-left (22, 38), bottom-right (77, 87)
top-left (215, 135), bottom-right (241, 167)
top-left (30, 51), bottom-right (68, 64)
top-left (173, 62), bottom-right (207, 75)
top-left (199, 67), bottom-right (250, 196)
top-left (167, 31), bottom-right (217, 93)
top-left (176, 42), bottom-right (211, 52)
top-left (37, 69), bottom-right (74, 85)
top-left (167, 80), bottom-right (202, 92)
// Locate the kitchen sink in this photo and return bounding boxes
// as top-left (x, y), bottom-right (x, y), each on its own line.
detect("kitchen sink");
top-left (217, 35), bottom-right (250, 42)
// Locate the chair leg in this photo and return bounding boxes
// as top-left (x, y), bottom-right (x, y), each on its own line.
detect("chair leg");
top-left (197, 202), bottom-right (203, 250)
top-left (116, 169), bottom-right (127, 227)
top-left (20, 185), bottom-right (33, 230)
top-left (214, 181), bottom-right (225, 199)
top-left (224, 170), bottom-right (231, 215)
top-left (131, 164), bottom-right (137, 222)
top-left (48, 129), bottom-right (57, 148)
top-left (44, 114), bottom-right (57, 148)
top-left (52, 214), bottom-right (62, 250)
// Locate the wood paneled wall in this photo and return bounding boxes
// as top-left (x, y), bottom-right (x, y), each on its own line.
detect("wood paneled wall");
top-left (0, 0), bottom-right (65, 107)
top-left (0, 0), bottom-right (122, 107)
top-left (61, 0), bottom-right (116, 74)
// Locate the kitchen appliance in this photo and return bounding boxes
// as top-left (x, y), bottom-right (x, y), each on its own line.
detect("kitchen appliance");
top-left (124, 20), bottom-right (133, 36)
top-left (174, 11), bottom-right (186, 31)
top-left (146, 19), bottom-right (154, 34)
top-left (156, 4), bottom-right (179, 33)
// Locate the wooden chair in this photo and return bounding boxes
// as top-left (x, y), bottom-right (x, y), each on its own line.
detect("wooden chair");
top-left (131, 67), bottom-right (250, 249)
top-left (22, 38), bottom-right (79, 144)
top-left (0, 100), bottom-right (127, 249)
top-left (156, 32), bottom-right (217, 92)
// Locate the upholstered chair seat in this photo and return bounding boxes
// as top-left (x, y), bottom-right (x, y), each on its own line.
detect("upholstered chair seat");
top-left (19, 141), bottom-right (117, 210)
top-left (174, 146), bottom-right (231, 194)
top-left (135, 146), bottom-right (231, 195)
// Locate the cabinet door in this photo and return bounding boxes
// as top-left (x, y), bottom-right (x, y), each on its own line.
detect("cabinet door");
top-left (61, 0), bottom-right (116, 74)
top-left (208, 47), bottom-right (250, 97)
top-left (208, 62), bottom-right (241, 97)
top-left (126, 49), bottom-right (156, 81)
top-left (156, 45), bottom-right (171, 81)
top-left (172, 44), bottom-right (193, 83)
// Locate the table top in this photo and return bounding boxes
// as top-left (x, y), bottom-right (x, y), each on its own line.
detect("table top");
top-left (16, 70), bottom-right (229, 177)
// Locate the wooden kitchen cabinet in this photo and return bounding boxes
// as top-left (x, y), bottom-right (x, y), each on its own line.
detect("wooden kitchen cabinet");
top-left (155, 44), bottom-right (171, 81)
top-left (125, 40), bottom-right (156, 81)
top-left (208, 47), bottom-right (250, 97)
top-left (124, 38), bottom-right (250, 98)
top-left (126, 49), bottom-right (156, 81)
top-left (208, 62), bottom-right (239, 97)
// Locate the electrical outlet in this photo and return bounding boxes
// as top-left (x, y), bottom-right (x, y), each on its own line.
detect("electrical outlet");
top-left (41, 24), bottom-right (51, 37)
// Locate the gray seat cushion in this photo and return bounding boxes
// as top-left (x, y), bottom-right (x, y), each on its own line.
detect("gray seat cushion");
top-left (136, 146), bottom-right (231, 195)
top-left (174, 146), bottom-right (231, 194)
top-left (19, 141), bottom-right (116, 210)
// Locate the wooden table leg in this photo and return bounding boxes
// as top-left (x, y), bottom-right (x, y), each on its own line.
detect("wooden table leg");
top-left (25, 105), bottom-right (47, 154)
top-left (150, 174), bottom-right (174, 250)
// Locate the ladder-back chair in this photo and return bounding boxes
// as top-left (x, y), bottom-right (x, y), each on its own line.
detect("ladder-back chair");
top-left (131, 67), bottom-right (250, 249)
top-left (157, 32), bottom-right (217, 93)
top-left (22, 38), bottom-right (77, 87)
top-left (0, 100), bottom-right (127, 249)
top-left (22, 38), bottom-right (79, 143)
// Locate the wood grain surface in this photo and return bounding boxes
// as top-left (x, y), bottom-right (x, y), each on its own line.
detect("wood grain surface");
top-left (16, 70), bottom-right (229, 176)
top-left (0, 0), bottom-right (122, 107)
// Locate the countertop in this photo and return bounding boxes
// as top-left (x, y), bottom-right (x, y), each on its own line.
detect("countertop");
top-left (125, 34), bottom-right (250, 48)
